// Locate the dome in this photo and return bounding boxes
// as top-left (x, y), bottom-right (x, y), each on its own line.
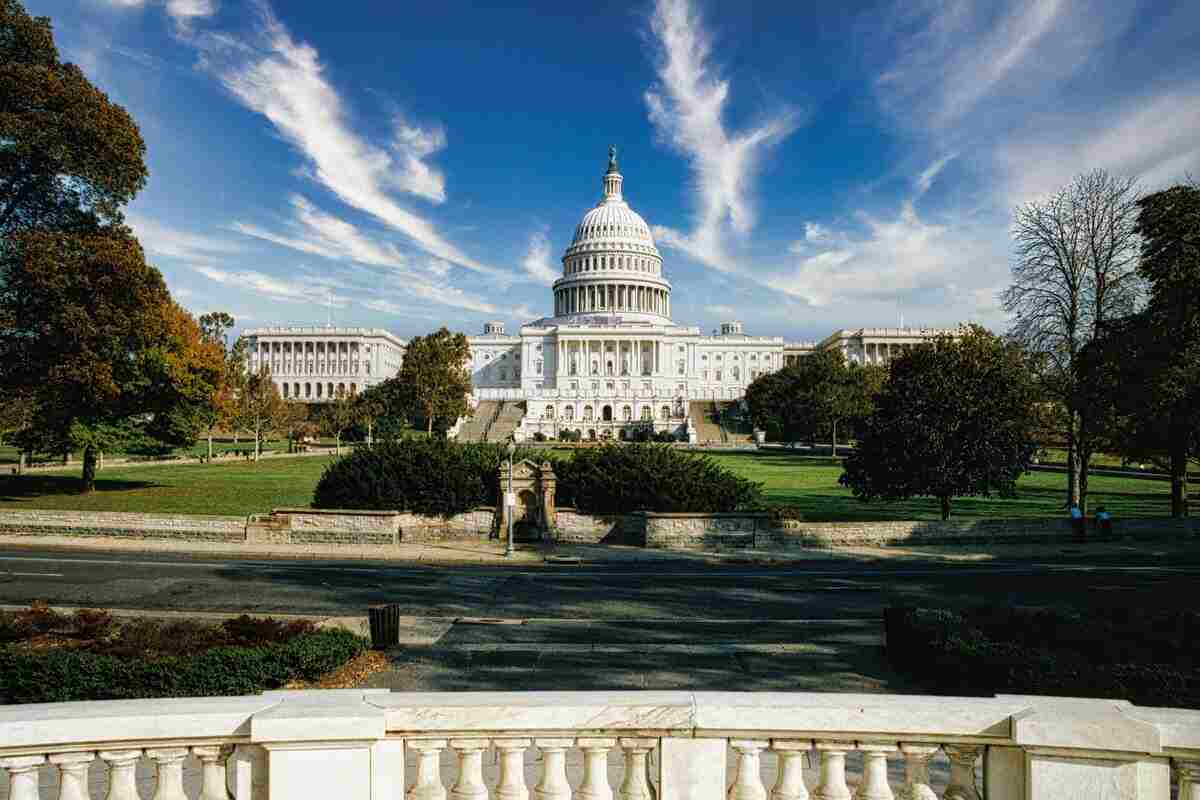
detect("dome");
top-left (551, 148), bottom-right (672, 324)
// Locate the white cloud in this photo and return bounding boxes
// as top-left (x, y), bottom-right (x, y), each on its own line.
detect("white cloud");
top-left (916, 153), bottom-right (956, 195)
top-left (391, 121), bottom-right (447, 204)
top-left (191, 264), bottom-right (347, 306)
top-left (520, 231), bottom-right (558, 286)
top-left (98, 0), bottom-right (217, 28)
top-left (127, 213), bottom-right (243, 265)
top-left (231, 196), bottom-right (504, 316)
top-left (196, 8), bottom-right (505, 278)
top-left (644, 0), bottom-right (797, 273)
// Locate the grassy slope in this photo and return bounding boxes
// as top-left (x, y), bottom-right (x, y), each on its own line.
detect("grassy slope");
top-left (0, 449), bottom-right (1173, 520)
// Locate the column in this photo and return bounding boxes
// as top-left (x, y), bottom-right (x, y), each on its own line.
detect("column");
top-left (493, 739), bottom-right (530, 800)
top-left (856, 745), bottom-right (896, 800)
top-left (577, 738), bottom-right (616, 800)
top-left (728, 740), bottom-right (768, 800)
top-left (769, 741), bottom-right (810, 800)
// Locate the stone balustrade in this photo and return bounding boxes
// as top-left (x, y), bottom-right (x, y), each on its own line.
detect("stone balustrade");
top-left (1, 691), bottom-right (1198, 799)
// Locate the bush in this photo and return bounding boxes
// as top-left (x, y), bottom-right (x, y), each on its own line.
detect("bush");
top-left (885, 606), bottom-right (1200, 708)
top-left (554, 444), bottom-right (762, 513)
top-left (0, 629), bottom-right (366, 703)
top-left (312, 439), bottom-right (562, 516)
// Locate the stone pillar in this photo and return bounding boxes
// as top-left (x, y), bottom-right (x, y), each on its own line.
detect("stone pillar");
top-left (540, 462), bottom-right (557, 533)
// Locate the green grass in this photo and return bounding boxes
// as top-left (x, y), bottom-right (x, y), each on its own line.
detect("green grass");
top-left (0, 448), bottom-right (1176, 520)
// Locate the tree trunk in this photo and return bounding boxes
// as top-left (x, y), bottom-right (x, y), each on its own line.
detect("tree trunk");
top-left (335, 433), bottom-right (341, 457)
top-left (16, 451), bottom-right (25, 475)
top-left (1065, 414), bottom-right (1081, 508)
top-left (1171, 443), bottom-right (1189, 518)
top-left (940, 495), bottom-right (951, 520)
top-left (831, 420), bottom-right (838, 458)
top-left (367, 421), bottom-right (373, 448)
top-left (207, 434), bottom-right (213, 461)
top-left (1078, 449), bottom-right (1091, 515)
top-left (80, 445), bottom-right (98, 494)
top-left (254, 431), bottom-right (261, 462)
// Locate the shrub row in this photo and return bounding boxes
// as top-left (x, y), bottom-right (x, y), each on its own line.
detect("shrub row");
top-left (885, 606), bottom-right (1200, 709)
top-left (0, 629), bottom-right (366, 703)
top-left (312, 440), bottom-right (763, 516)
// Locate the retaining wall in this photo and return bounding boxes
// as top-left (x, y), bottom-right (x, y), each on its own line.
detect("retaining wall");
top-left (554, 509), bottom-right (639, 545)
top-left (0, 509), bottom-right (246, 542)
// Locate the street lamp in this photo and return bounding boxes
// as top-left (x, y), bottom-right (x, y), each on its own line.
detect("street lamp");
top-left (505, 439), bottom-right (516, 557)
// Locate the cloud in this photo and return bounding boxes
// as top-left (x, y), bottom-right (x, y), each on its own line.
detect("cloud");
top-left (191, 264), bottom-right (349, 306)
top-left (195, 7), bottom-right (505, 278)
top-left (98, 0), bottom-right (218, 29)
top-left (770, 200), bottom-right (1007, 326)
top-left (231, 196), bottom-right (505, 315)
top-left (644, 0), bottom-right (797, 273)
top-left (916, 153), bottom-right (956, 195)
top-left (520, 231), bottom-right (558, 285)
top-left (127, 213), bottom-right (243, 265)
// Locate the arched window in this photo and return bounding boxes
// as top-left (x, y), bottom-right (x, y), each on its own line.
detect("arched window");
top-left (563, 406), bottom-right (574, 421)
top-left (583, 405), bottom-right (594, 421)
top-left (282, 383), bottom-right (289, 398)
top-left (316, 383), bottom-right (323, 399)
top-left (622, 405), bottom-right (632, 421)
top-left (732, 367), bottom-right (740, 380)
top-left (350, 383), bottom-right (357, 394)
top-left (661, 405), bottom-right (671, 421)
top-left (640, 406), bottom-right (652, 421)
top-left (305, 383), bottom-right (312, 398)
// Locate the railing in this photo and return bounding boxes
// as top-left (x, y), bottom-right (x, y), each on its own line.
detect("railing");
top-left (1, 691), bottom-right (1198, 799)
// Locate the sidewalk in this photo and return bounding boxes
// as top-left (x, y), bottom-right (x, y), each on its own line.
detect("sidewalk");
top-left (0, 531), bottom-right (1196, 567)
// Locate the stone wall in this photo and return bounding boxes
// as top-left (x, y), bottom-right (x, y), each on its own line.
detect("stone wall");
top-left (397, 508), bottom-right (496, 543)
top-left (553, 508), bottom-right (637, 544)
top-left (0, 509), bottom-right (246, 542)
top-left (640, 512), bottom-right (765, 550)
top-left (276, 508), bottom-right (401, 546)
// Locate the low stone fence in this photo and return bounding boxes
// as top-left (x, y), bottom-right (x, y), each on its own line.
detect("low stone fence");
top-left (1, 507), bottom-right (1197, 552)
top-left (0, 509), bottom-right (246, 542)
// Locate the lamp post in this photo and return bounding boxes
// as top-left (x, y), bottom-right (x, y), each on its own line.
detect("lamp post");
top-left (505, 439), bottom-right (516, 557)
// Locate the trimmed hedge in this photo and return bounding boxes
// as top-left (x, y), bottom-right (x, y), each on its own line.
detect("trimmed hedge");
top-left (885, 606), bottom-right (1200, 709)
top-left (0, 629), bottom-right (366, 703)
top-left (554, 444), bottom-right (763, 513)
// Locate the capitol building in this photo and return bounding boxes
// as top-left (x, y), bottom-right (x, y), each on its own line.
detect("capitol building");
top-left (245, 150), bottom-right (956, 442)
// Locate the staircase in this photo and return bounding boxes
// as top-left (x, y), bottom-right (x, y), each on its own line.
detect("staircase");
top-left (689, 401), bottom-right (724, 444)
top-left (456, 400), bottom-right (499, 442)
top-left (484, 401), bottom-right (526, 442)
top-left (718, 403), bottom-right (755, 444)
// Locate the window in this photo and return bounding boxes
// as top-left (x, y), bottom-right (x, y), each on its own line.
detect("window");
top-left (622, 405), bottom-right (632, 421)
top-left (583, 405), bottom-right (594, 421)
top-left (563, 406), bottom-right (574, 421)
top-left (661, 405), bottom-right (671, 421)
top-left (641, 406), bottom-right (652, 421)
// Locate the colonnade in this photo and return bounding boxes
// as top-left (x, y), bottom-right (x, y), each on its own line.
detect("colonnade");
top-left (555, 338), bottom-right (665, 378)
top-left (252, 340), bottom-right (365, 377)
top-left (554, 284), bottom-right (670, 317)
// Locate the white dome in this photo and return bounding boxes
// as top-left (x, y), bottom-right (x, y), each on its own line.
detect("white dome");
top-left (551, 149), bottom-right (672, 324)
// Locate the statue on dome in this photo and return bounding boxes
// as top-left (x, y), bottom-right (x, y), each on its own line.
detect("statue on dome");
top-left (608, 144), bottom-right (618, 171)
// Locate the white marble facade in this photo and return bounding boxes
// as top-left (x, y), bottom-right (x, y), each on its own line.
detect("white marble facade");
top-left (246, 152), bottom-right (956, 424)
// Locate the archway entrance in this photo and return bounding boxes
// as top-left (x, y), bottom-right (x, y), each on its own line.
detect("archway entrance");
top-left (513, 489), bottom-right (541, 542)
top-left (602, 405), bottom-right (613, 421)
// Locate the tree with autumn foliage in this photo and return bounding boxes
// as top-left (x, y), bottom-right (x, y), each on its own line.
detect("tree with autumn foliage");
top-left (229, 367), bottom-right (289, 462)
top-left (0, 229), bottom-right (225, 491)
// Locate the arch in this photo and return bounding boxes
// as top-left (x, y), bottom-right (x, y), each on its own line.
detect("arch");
top-left (622, 405), bottom-right (632, 422)
top-left (316, 383), bottom-right (323, 399)
top-left (602, 405), bottom-right (613, 422)
top-left (563, 405), bottom-right (575, 421)
top-left (337, 382), bottom-right (346, 395)
top-left (583, 405), bottom-right (594, 421)
top-left (294, 382), bottom-right (300, 397)
top-left (282, 383), bottom-right (289, 399)
top-left (640, 406), bottom-right (652, 422)
top-left (587, 428), bottom-right (596, 441)
top-left (328, 382), bottom-right (334, 397)
top-left (661, 405), bottom-right (671, 421)
top-left (305, 383), bottom-right (312, 398)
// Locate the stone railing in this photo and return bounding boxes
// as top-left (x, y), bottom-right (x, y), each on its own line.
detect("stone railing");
top-left (1, 691), bottom-right (1198, 799)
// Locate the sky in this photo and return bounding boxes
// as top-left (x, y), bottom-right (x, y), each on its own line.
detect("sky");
top-left (27, 0), bottom-right (1200, 342)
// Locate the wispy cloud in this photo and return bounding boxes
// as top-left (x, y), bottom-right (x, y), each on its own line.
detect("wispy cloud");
top-left (191, 264), bottom-right (348, 306)
top-left (127, 213), bottom-right (243, 265)
top-left (98, 0), bottom-right (218, 30)
top-left (194, 6), bottom-right (505, 278)
top-left (916, 153), bottom-right (956, 196)
top-left (644, 0), bottom-right (797, 273)
top-left (520, 230), bottom-right (558, 285)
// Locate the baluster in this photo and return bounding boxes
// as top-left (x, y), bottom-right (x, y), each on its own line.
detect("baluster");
top-left (576, 738), bottom-right (616, 800)
top-left (533, 739), bottom-right (573, 800)
top-left (99, 750), bottom-right (143, 800)
top-left (409, 739), bottom-right (449, 800)
top-left (1, 755), bottom-right (46, 800)
top-left (147, 747), bottom-right (189, 800)
top-left (493, 739), bottom-right (531, 800)
top-left (812, 742), bottom-right (853, 800)
top-left (449, 739), bottom-right (491, 800)
top-left (50, 752), bottom-right (95, 800)
top-left (1175, 760), bottom-right (1200, 800)
top-left (192, 745), bottom-right (233, 800)
top-left (942, 746), bottom-right (981, 800)
top-left (728, 740), bottom-right (769, 800)
top-left (770, 741), bottom-right (810, 800)
top-left (618, 738), bottom-right (656, 800)
top-left (853, 745), bottom-right (895, 800)
top-left (896, 745), bottom-right (938, 800)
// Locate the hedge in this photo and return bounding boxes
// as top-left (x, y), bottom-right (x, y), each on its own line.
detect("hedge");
top-left (0, 629), bottom-right (366, 703)
top-left (885, 606), bottom-right (1200, 709)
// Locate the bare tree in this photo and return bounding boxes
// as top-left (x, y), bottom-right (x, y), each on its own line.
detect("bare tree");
top-left (1002, 169), bottom-right (1143, 511)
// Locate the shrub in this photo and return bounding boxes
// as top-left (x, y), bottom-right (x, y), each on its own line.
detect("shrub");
top-left (554, 444), bottom-right (762, 513)
top-left (0, 629), bottom-right (366, 703)
top-left (311, 439), bottom-right (563, 516)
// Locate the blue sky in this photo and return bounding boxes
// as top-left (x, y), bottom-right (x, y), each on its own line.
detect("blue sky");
top-left (28, 0), bottom-right (1200, 341)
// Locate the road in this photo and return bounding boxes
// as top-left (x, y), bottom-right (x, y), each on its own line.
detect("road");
top-left (2, 546), bottom-right (1197, 692)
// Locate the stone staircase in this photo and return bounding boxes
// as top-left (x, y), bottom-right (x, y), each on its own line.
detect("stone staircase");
top-left (689, 400), bottom-right (724, 444)
top-left (456, 400), bottom-right (499, 442)
top-left (718, 403), bottom-right (755, 444)
top-left (484, 400), bottom-right (526, 442)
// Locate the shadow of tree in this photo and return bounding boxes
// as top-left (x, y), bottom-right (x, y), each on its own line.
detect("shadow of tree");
top-left (0, 475), bottom-right (155, 501)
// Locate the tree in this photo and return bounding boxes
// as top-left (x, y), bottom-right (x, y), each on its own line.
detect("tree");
top-left (278, 402), bottom-right (312, 455)
top-left (840, 326), bottom-right (1040, 520)
top-left (743, 350), bottom-right (884, 452)
top-left (229, 366), bottom-right (288, 462)
top-left (198, 311), bottom-right (235, 349)
top-left (1085, 184), bottom-right (1200, 517)
top-left (0, 229), bottom-right (224, 491)
top-left (1001, 169), bottom-right (1143, 512)
top-left (192, 312), bottom-right (240, 459)
top-left (0, 0), bottom-right (147, 235)
top-left (389, 327), bottom-right (472, 436)
top-left (318, 388), bottom-right (358, 457)
top-left (0, 390), bottom-right (36, 472)
top-left (354, 387), bottom-right (386, 447)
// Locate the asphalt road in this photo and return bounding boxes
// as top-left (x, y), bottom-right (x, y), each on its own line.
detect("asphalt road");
top-left (3, 546), bottom-right (1197, 692)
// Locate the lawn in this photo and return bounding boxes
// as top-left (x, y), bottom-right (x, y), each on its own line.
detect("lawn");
top-left (0, 448), bottom-right (1176, 520)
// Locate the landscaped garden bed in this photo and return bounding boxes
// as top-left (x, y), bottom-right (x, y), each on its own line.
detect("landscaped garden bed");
top-left (885, 605), bottom-right (1200, 709)
top-left (0, 604), bottom-right (369, 703)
